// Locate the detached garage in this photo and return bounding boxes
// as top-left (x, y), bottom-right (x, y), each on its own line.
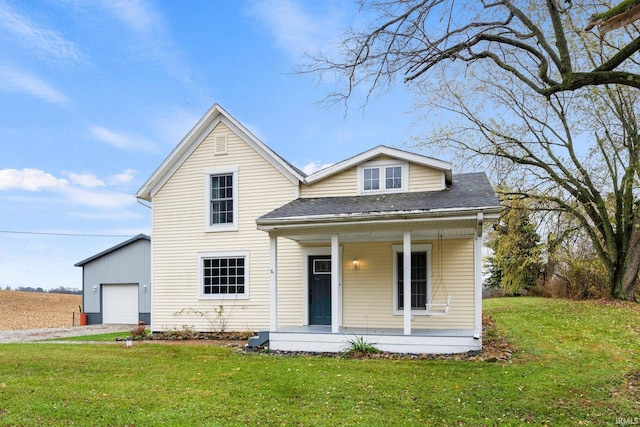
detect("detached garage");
top-left (75, 234), bottom-right (151, 325)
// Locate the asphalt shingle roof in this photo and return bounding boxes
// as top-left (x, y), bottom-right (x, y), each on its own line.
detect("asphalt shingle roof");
top-left (258, 172), bottom-right (499, 223)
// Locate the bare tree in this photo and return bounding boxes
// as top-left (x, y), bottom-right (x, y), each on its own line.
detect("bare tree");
top-left (306, 0), bottom-right (640, 300)
top-left (308, 0), bottom-right (640, 104)
top-left (426, 76), bottom-right (640, 300)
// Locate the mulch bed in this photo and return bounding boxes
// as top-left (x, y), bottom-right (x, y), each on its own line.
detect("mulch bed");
top-left (129, 315), bottom-right (515, 362)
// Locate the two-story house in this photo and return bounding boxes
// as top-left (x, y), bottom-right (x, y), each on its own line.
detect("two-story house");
top-left (136, 104), bottom-right (501, 354)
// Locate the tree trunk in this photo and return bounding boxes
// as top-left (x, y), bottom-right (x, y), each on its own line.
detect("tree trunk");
top-left (612, 221), bottom-right (640, 301)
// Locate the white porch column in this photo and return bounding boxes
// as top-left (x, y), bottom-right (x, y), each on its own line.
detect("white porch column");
top-left (331, 234), bottom-right (340, 333)
top-left (269, 236), bottom-right (278, 331)
top-left (474, 213), bottom-right (484, 339)
top-left (403, 231), bottom-right (412, 335)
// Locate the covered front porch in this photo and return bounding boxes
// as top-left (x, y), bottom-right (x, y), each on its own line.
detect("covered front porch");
top-left (268, 325), bottom-right (480, 354)
top-left (259, 211), bottom-right (490, 354)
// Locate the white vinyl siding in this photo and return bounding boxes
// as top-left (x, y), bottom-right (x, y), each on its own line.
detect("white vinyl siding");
top-left (301, 157), bottom-right (445, 197)
top-left (152, 121), bottom-right (302, 332)
top-left (341, 239), bottom-right (475, 329)
top-left (408, 164), bottom-right (445, 191)
top-left (300, 167), bottom-right (357, 198)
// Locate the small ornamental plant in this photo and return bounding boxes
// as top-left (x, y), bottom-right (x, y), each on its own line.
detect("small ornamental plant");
top-left (342, 335), bottom-right (380, 357)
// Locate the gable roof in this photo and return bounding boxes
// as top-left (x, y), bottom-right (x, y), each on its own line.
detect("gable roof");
top-left (74, 234), bottom-right (150, 267)
top-left (257, 172), bottom-right (499, 226)
top-left (135, 104), bottom-right (306, 201)
top-left (304, 145), bottom-right (453, 186)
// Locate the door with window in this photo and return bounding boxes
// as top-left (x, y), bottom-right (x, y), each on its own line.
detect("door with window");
top-left (308, 256), bottom-right (332, 325)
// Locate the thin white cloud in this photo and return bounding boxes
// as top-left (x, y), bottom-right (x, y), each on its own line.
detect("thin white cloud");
top-left (0, 2), bottom-right (84, 66)
top-left (0, 66), bottom-right (67, 105)
top-left (151, 107), bottom-right (202, 146)
top-left (105, 0), bottom-right (161, 34)
top-left (0, 168), bottom-right (69, 191)
top-left (300, 161), bottom-right (334, 175)
top-left (248, 0), bottom-right (346, 58)
top-left (108, 169), bottom-right (137, 185)
top-left (99, 0), bottom-right (192, 85)
top-left (0, 167), bottom-right (136, 212)
top-left (89, 125), bottom-right (155, 152)
top-left (63, 187), bottom-right (136, 210)
top-left (72, 210), bottom-right (141, 221)
top-left (65, 172), bottom-right (105, 188)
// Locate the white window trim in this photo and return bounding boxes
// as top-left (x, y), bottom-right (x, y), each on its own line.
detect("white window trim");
top-left (198, 250), bottom-right (249, 300)
top-left (392, 243), bottom-right (432, 316)
top-left (357, 160), bottom-right (408, 195)
top-left (204, 166), bottom-right (239, 232)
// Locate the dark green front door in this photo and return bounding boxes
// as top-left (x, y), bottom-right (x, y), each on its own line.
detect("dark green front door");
top-left (309, 256), bottom-right (331, 325)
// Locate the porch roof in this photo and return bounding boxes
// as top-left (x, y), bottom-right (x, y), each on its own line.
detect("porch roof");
top-left (257, 172), bottom-right (500, 226)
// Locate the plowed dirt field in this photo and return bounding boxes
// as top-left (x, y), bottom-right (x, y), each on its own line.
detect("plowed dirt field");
top-left (0, 290), bottom-right (81, 330)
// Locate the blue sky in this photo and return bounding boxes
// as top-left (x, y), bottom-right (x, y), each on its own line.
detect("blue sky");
top-left (0, 0), bottom-right (426, 290)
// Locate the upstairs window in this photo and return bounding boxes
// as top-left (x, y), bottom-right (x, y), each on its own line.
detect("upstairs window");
top-left (204, 167), bottom-right (238, 231)
top-left (363, 167), bottom-right (380, 191)
top-left (386, 166), bottom-right (402, 189)
top-left (358, 161), bottom-right (407, 194)
top-left (210, 174), bottom-right (233, 225)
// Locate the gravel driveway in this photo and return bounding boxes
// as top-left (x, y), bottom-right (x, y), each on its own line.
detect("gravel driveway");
top-left (0, 324), bottom-right (133, 343)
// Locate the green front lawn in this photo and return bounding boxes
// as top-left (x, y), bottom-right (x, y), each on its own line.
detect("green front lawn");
top-left (0, 297), bottom-right (638, 426)
top-left (49, 331), bottom-right (134, 342)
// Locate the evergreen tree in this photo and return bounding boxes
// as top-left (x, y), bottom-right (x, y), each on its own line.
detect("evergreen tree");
top-left (487, 199), bottom-right (542, 295)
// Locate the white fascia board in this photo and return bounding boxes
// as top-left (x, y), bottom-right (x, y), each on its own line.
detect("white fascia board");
top-left (136, 104), bottom-right (304, 201)
top-left (304, 145), bottom-right (452, 185)
top-left (216, 105), bottom-right (305, 186)
top-left (257, 205), bottom-right (503, 231)
top-left (136, 103), bottom-right (223, 201)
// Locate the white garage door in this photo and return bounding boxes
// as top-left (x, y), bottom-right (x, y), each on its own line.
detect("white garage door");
top-left (103, 284), bottom-right (139, 324)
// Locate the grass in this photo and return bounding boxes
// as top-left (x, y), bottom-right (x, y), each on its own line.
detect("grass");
top-left (0, 297), bottom-right (638, 426)
top-left (49, 331), bottom-right (134, 342)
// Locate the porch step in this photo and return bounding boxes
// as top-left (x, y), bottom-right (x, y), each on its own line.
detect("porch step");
top-left (247, 331), bottom-right (270, 348)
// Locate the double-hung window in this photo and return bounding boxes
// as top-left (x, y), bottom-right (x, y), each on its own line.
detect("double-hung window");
top-left (200, 251), bottom-right (249, 299)
top-left (358, 161), bottom-right (407, 194)
top-left (397, 252), bottom-right (427, 310)
top-left (204, 167), bottom-right (238, 231)
top-left (211, 174), bottom-right (233, 225)
top-left (393, 244), bottom-right (432, 314)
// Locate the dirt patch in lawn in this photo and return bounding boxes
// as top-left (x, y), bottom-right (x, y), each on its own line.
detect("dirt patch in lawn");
top-left (0, 290), bottom-right (81, 330)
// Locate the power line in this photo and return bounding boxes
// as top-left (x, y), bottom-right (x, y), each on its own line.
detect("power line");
top-left (0, 230), bottom-right (134, 238)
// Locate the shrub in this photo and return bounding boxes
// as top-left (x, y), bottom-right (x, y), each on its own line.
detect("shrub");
top-left (130, 321), bottom-right (148, 340)
top-left (342, 336), bottom-right (380, 357)
top-left (541, 257), bottom-right (609, 300)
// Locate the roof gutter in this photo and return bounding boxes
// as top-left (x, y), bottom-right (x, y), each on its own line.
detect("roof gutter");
top-left (257, 205), bottom-right (502, 232)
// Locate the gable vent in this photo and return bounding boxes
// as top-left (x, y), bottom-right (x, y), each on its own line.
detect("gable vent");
top-left (214, 135), bottom-right (228, 155)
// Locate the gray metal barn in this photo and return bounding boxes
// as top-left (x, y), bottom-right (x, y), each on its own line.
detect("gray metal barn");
top-left (75, 234), bottom-right (151, 325)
